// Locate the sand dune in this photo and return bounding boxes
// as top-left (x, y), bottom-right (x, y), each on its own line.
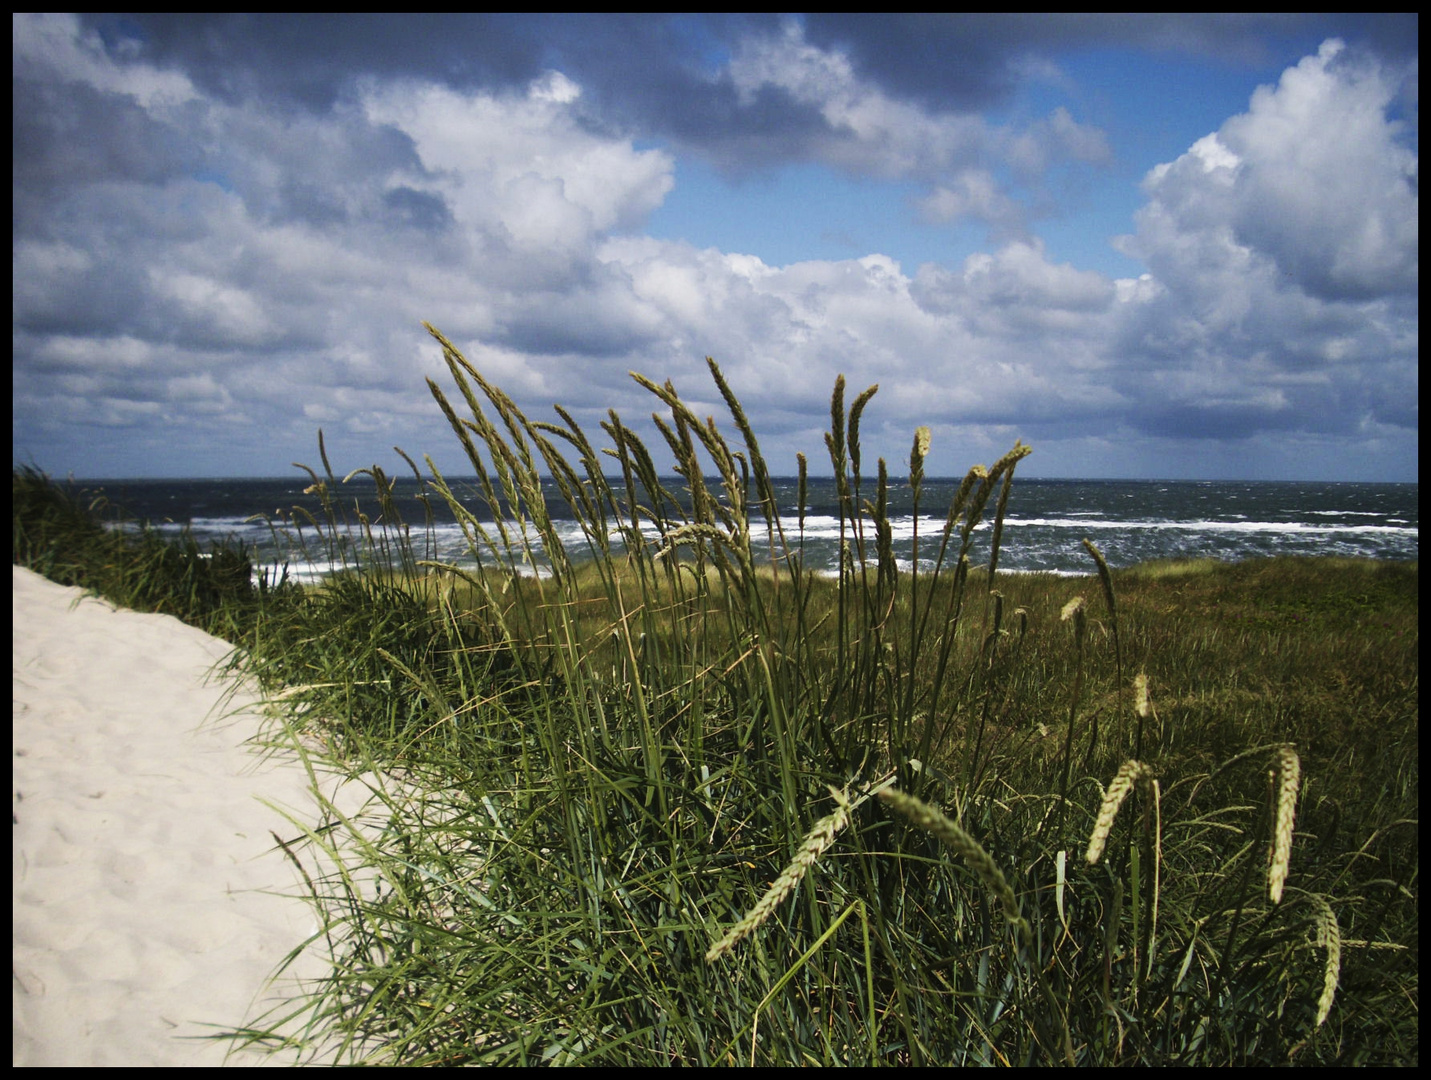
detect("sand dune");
top-left (12, 565), bottom-right (334, 1066)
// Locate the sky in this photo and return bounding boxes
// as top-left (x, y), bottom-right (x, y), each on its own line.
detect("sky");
top-left (12, 13), bottom-right (1420, 482)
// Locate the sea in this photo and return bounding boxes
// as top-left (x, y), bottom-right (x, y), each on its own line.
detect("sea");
top-left (75, 474), bottom-right (1418, 584)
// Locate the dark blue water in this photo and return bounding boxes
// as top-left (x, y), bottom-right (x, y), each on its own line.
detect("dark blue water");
top-left (76, 475), bottom-right (1418, 582)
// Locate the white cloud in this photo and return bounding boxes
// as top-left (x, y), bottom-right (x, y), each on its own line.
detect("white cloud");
top-left (729, 21), bottom-right (988, 178)
top-left (149, 271), bottom-right (273, 346)
top-left (1185, 133), bottom-right (1241, 174)
top-left (1103, 38), bottom-right (1417, 450)
top-left (918, 170), bottom-right (1023, 229)
top-left (164, 371), bottom-right (232, 407)
top-left (1004, 106), bottom-right (1112, 175)
top-left (725, 17), bottom-right (1106, 225)
top-left (589, 233), bottom-right (1133, 463)
top-left (361, 75), bottom-right (674, 255)
top-left (957, 241), bottom-right (1114, 313)
top-left (1133, 39), bottom-right (1417, 302)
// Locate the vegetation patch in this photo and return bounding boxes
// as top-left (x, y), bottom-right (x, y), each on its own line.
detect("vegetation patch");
top-left (12, 326), bottom-right (1418, 1066)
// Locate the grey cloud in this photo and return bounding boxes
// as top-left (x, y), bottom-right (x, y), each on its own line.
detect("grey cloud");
top-left (12, 24), bottom-right (686, 474)
top-left (46, 15), bottom-right (1139, 247)
top-left (382, 186), bottom-right (454, 232)
top-left (65, 16), bottom-right (1094, 180)
top-left (77, 14), bottom-right (839, 179)
top-left (73, 14), bottom-right (1418, 149)
top-left (786, 14), bottom-right (1419, 113)
top-left (913, 246), bottom-right (1114, 316)
top-left (82, 13), bottom-right (540, 110)
top-left (1135, 400), bottom-right (1308, 441)
top-left (496, 293), bottom-right (664, 360)
top-left (12, 77), bottom-right (193, 194)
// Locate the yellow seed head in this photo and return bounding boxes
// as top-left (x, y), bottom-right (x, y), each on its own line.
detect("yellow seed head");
top-left (1086, 760), bottom-right (1153, 864)
top-left (878, 787), bottom-right (1030, 944)
top-left (706, 790), bottom-right (851, 962)
top-left (1312, 895), bottom-right (1341, 1026)
top-left (913, 426), bottom-right (932, 460)
top-left (1268, 744), bottom-right (1301, 904)
top-left (1133, 673), bottom-right (1150, 718)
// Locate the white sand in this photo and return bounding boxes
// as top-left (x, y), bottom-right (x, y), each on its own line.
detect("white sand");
top-left (12, 565), bottom-right (341, 1066)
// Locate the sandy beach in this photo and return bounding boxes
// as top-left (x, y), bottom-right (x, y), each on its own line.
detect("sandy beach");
top-left (12, 565), bottom-right (335, 1066)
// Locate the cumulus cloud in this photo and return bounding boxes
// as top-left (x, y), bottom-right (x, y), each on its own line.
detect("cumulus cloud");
top-left (918, 171), bottom-right (1024, 231)
top-left (12, 17), bottom-right (683, 473)
top-left (362, 73), bottom-right (673, 257)
top-left (1132, 40), bottom-right (1417, 302)
top-left (1112, 39), bottom-right (1417, 445)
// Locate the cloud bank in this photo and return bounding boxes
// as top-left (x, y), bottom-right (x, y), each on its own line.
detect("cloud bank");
top-left (11, 14), bottom-right (1419, 480)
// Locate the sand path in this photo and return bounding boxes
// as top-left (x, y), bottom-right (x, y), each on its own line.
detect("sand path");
top-left (12, 565), bottom-right (338, 1066)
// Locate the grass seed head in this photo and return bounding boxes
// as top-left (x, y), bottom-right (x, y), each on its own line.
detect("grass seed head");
top-left (878, 787), bottom-right (1030, 945)
top-left (910, 427), bottom-right (930, 495)
top-left (1061, 596), bottom-right (1087, 646)
top-left (914, 425), bottom-right (932, 460)
top-left (1312, 895), bottom-right (1341, 1026)
top-left (706, 789), bottom-right (852, 962)
top-left (1086, 760), bottom-right (1154, 864)
top-left (1268, 744), bottom-right (1301, 904)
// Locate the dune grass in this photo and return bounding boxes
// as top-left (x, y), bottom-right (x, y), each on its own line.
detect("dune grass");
top-left (11, 465), bottom-right (282, 641)
top-left (11, 328), bottom-right (1418, 1066)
